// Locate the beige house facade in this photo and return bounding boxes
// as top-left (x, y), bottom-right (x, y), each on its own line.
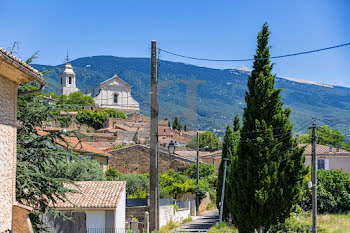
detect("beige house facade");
top-left (303, 143), bottom-right (350, 172)
top-left (0, 48), bottom-right (45, 232)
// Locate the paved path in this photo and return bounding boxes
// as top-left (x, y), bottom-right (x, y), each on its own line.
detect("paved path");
top-left (172, 209), bottom-right (219, 233)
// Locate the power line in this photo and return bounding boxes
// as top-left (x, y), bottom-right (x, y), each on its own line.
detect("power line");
top-left (158, 42), bottom-right (350, 62)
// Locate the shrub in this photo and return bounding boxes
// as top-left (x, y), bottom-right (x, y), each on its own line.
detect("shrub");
top-left (110, 173), bottom-right (149, 198)
top-left (299, 169), bottom-right (350, 214)
top-left (76, 109), bottom-right (125, 129)
top-left (186, 131), bottom-right (222, 152)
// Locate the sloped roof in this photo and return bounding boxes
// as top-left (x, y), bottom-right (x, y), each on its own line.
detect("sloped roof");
top-left (0, 47), bottom-right (44, 84)
top-left (52, 181), bottom-right (126, 209)
top-left (300, 143), bottom-right (350, 155)
top-left (37, 131), bottom-right (111, 157)
top-left (100, 74), bottom-right (131, 87)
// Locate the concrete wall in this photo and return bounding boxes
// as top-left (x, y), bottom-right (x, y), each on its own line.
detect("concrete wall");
top-left (115, 187), bottom-right (126, 229)
top-left (159, 205), bottom-right (190, 227)
top-left (198, 193), bottom-right (211, 214)
top-left (0, 75), bottom-right (17, 232)
top-left (126, 207), bottom-right (149, 222)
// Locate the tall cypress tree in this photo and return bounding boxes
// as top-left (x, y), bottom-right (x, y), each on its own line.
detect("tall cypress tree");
top-left (229, 24), bottom-right (306, 233)
top-left (217, 114), bottom-right (241, 220)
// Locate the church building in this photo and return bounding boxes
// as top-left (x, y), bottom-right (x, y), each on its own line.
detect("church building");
top-left (57, 58), bottom-right (140, 114)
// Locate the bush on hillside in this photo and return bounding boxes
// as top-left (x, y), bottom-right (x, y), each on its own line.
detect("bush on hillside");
top-left (76, 109), bottom-right (126, 129)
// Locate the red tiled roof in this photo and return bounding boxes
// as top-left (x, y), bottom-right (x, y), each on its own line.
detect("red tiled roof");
top-left (52, 181), bottom-right (126, 209)
top-left (37, 131), bottom-right (111, 157)
top-left (300, 144), bottom-right (350, 155)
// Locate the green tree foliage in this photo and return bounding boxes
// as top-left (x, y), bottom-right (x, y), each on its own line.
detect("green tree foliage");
top-left (57, 92), bottom-right (94, 110)
top-left (228, 24), bottom-right (307, 233)
top-left (299, 169), bottom-right (350, 214)
top-left (105, 168), bottom-right (149, 198)
top-left (16, 78), bottom-right (108, 231)
top-left (102, 108), bottom-right (127, 119)
top-left (299, 125), bottom-right (347, 149)
top-left (172, 116), bottom-right (183, 130)
top-left (105, 167), bottom-right (121, 178)
top-left (187, 131), bottom-right (222, 152)
top-left (44, 156), bottom-right (105, 181)
top-left (160, 170), bottom-right (196, 198)
top-left (76, 109), bottom-right (126, 129)
top-left (185, 163), bottom-right (216, 187)
top-left (17, 83), bottom-right (76, 231)
top-left (217, 114), bottom-right (241, 219)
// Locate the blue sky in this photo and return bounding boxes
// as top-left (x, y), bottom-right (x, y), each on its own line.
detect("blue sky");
top-left (1, 0), bottom-right (350, 86)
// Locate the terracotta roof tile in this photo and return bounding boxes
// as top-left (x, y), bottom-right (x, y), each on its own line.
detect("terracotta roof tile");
top-left (300, 143), bottom-right (350, 155)
top-left (37, 131), bottom-right (111, 157)
top-left (52, 181), bottom-right (126, 209)
top-left (0, 47), bottom-right (44, 83)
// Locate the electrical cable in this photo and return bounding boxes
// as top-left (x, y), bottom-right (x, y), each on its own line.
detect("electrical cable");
top-left (158, 42), bottom-right (350, 62)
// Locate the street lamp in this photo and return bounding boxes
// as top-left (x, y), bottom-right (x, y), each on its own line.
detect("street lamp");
top-left (168, 140), bottom-right (176, 155)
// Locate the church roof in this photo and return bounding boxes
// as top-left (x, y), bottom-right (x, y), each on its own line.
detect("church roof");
top-left (100, 74), bottom-right (131, 87)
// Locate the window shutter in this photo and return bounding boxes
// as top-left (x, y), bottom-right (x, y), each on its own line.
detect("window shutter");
top-left (325, 159), bottom-right (330, 170)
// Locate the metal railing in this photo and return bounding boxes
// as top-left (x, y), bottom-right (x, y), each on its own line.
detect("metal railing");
top-left (87, 228), bottom-right (126, 233)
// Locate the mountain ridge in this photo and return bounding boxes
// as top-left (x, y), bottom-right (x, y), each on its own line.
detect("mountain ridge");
top-left (32, 55), bottom-right (350, 137)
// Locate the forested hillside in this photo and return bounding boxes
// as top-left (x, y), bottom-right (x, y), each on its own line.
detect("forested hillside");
top-left (33, 56), bottom-right (350, 137)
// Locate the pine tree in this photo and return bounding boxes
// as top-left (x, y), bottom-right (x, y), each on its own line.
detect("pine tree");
top-left (228, 24), bottom-right (306, 233)
top-left (172, 116), bottom-right (182, 130)
top-left (217, 114), bottom-right (241, 220)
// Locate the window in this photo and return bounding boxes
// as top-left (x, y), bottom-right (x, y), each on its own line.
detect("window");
top-left (114, 93), bottom-right (118, 103)
top-left (60, 77), bottom-right (62, 84)
top-left (69, 77), bottom-right (72, 84)
top-left (317, 159), bottom-right (325, 170)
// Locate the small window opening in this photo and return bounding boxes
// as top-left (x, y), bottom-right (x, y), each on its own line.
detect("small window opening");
top-left (114, 94), bottom-right (118, 103)
top-left (69, 77), bottom-right (72, 84)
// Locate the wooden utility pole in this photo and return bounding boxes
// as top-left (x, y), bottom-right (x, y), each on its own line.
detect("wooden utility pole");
top-left (311, 122), bottom-right (317, 233)
top-left (150, 40), bottom-right (159, 231)
top-left (219, 158), bottom-right (229, 225)
top-left (196, 131), bottom-right (199, 185)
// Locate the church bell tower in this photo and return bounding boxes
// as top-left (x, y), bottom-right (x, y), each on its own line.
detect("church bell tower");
top-left (57, 53), bottom-right (79, 95)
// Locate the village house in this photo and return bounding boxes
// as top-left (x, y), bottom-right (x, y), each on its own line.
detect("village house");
top-left (108, 145), bottom-right (195, 174)
top-left (100, 115), bottom-right (192, 147)
top-left (44, 181), bottom-right (126, 232)
top-left (303, 143), bottom-right (350, 172)
top-left (0, 47), bottom-right (45, 233)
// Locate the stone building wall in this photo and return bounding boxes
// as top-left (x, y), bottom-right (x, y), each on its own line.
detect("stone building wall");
top-left (0, 75), bottom-right (17, 232)
top-left (108, 145), bottom-right (192, 174)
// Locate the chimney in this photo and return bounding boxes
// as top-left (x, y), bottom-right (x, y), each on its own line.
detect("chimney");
top-left (336, 144), bottom-right (340, 152)
top-left (329, 143), bottom-right (332, 152)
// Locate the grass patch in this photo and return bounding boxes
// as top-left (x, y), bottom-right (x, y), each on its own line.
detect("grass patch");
top-left (182, 216), bottom-right (193, 224)
top-left (160, 219), bottom-right (177, 233)
top-left (308, 214), bottom-right (350, 233)
top-left (207, 222), bottom-right (238, 233)
top-left (207, 213), bottom-right (350, 233)
top-left (159, 216), bottom-right (193, 233)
